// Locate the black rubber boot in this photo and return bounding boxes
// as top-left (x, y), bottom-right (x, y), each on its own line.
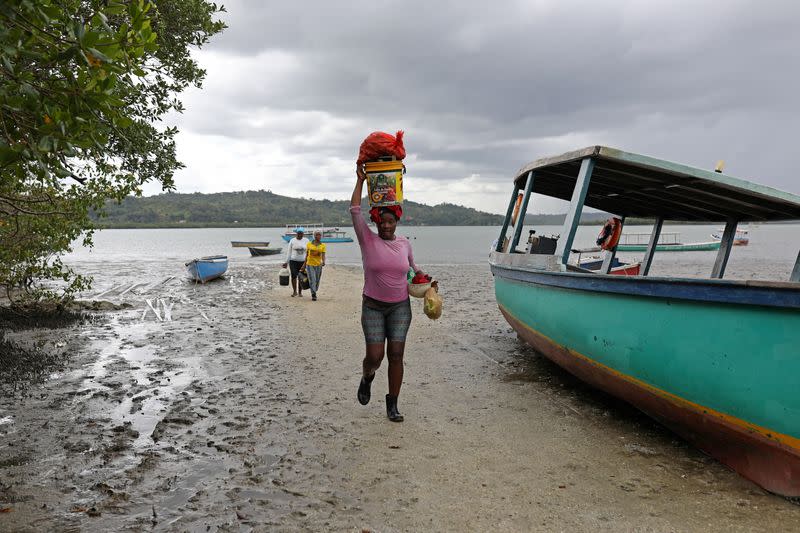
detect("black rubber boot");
top-left (357, 373), bottom-right (375, 405)
top-left (385, 394), bottom-right (404, 422)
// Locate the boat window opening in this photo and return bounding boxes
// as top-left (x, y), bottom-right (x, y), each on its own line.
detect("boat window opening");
top-left (640, 217), bottom-right (663, 277)
top-left (791, 251), bottom-right (800, 282)
top-left (510, 170), bottom-right (536, 251)
top-left (496, 183), bottom-right (522, 252)
top-left (600, 215), bottom-right (625, 274)
top-left (555, 157), bottom-right (595, 266)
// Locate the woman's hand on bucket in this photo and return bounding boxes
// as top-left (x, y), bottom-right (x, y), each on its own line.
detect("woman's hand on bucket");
top-left (356, 165), bottom-right (367, 183)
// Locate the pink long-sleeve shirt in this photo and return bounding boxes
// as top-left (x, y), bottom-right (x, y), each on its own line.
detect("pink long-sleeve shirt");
top-left (350, 205), bottom-right (419, 303)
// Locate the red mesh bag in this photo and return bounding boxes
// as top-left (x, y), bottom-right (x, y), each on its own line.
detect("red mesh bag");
top-left (357, 130), bottom-right (405, 165)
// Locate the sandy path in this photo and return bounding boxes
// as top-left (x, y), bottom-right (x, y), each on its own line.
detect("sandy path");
top-left (0, 264), bottom-right (798, 531)
top-left (285, 266), bottom-right (800, 532)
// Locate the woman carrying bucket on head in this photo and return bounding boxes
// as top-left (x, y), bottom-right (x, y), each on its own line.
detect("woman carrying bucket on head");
top-left (350, 161), bottom-right (427, 422)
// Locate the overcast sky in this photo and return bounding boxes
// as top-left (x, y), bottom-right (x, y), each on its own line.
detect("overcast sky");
top-left (148, 0), bottom-right (800, 214)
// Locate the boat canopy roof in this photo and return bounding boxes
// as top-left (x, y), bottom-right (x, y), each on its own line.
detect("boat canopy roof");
top-left (513, 146), bottom-right (800, 222)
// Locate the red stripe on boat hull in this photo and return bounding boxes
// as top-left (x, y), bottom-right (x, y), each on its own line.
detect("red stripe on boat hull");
top-left (500, 306), bottom-right (800, 497)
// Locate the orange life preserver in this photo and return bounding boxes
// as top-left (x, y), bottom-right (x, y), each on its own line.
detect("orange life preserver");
top-left (510, 193), bottom-right (523, 227)
top-left (596, 217), bottom-right (623, 250)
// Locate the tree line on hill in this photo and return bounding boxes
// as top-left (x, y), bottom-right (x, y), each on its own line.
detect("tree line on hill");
top-left (93, 190), bottom-right (616, 228)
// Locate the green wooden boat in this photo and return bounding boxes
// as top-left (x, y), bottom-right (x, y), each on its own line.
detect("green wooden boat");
top-left (491, 146), bottom-right (800, 497)
top-left (616, 241), bottom-right (720, 251)
top-left (614, 232), bottom-right (721, 252)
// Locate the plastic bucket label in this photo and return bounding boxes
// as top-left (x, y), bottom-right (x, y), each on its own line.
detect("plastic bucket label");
top-left (364, 160), bottom-right (404, 207)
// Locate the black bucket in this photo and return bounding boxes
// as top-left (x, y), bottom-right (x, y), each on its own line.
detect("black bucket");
top-left (279, 268), bottom-right (290, 286)
top-left (298, 272), bottom-right (310, 290)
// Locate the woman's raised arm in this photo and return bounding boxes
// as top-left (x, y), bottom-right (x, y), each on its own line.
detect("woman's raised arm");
top-left (351, 166), bottom-right (367, 207)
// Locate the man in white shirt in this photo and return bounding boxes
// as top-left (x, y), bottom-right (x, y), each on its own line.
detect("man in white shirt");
top-left (283, 227), bottom-right (310, 297)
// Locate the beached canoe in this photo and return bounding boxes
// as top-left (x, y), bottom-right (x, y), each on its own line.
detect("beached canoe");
top-left (248, 247), bottom-right (282, 257)
top-left (185, 255), bottom-right (228, 283)
top-left (490, 145), bottom-right (800, 496)
top-left (231, 241), bottom-right (269, 248)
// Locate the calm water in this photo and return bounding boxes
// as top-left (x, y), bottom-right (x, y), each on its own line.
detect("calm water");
top-left (64, 223), bottom-right (800, 280)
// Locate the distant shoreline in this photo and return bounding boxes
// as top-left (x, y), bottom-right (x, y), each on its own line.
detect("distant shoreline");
top-left (92, 219), bottom-right (796, 230)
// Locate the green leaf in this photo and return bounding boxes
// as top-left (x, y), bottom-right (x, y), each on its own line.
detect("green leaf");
top-left (82, 31), bottom-right (100, 49)
top-left (37, 135), bottom-right (54, 152)
top-left (20, 82), bottom-right (39, 98)
top-left (87, 47), bottom-right (111, 63)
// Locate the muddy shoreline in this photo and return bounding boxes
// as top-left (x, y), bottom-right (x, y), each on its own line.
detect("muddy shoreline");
top-left (1, 264), bottom-right (798, 531)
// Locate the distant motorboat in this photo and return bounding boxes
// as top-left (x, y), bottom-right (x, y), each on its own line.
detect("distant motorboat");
top-left (185, 255), bottom-right (228, 283)
top-left (711, 227), bottom-right (749, 246)
top-left (248, 247), bottom-right (282, 257)
top-left (231, 241), bottom-right (270, 248)
top-left (281, 223), bottom-right (353, 243)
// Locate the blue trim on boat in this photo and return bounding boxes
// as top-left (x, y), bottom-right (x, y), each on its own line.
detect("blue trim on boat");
top-left (490, 263), bottom-right (800, 309)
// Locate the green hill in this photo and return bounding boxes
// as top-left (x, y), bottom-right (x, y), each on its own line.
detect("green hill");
top-left (93, 190), bottom-right (506, 228)
top-left (92, 190), bottom-right (619, 228)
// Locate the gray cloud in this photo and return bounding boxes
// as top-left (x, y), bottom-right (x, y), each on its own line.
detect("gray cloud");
top-left (162, 0), bottom-right (800, 213)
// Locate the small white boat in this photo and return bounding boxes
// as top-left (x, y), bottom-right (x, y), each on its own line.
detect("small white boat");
top-left (711, 227), bottom-right (749, 246)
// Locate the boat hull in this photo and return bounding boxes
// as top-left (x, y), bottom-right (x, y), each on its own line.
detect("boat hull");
top-left (616, 241), bottom-right (721, 252)
top-left (492, 265), bottom-right (800, 496)
top-left (231, 241), bottom-right (269, 248)
top-left (248, 247), bottom-right (282, 257)
top-left (186, 256), bottom-right (228, 283)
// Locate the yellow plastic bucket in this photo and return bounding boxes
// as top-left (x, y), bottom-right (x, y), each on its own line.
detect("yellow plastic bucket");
top-left (364, 160), bottom-right (404, 207)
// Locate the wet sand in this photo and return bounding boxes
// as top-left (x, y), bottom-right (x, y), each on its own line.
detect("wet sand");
top-left (1, 263), bottom-right (799, 531)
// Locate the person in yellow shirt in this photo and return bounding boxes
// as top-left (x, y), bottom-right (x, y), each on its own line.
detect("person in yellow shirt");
top-left (301, 231), bottom-right (326, 301)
